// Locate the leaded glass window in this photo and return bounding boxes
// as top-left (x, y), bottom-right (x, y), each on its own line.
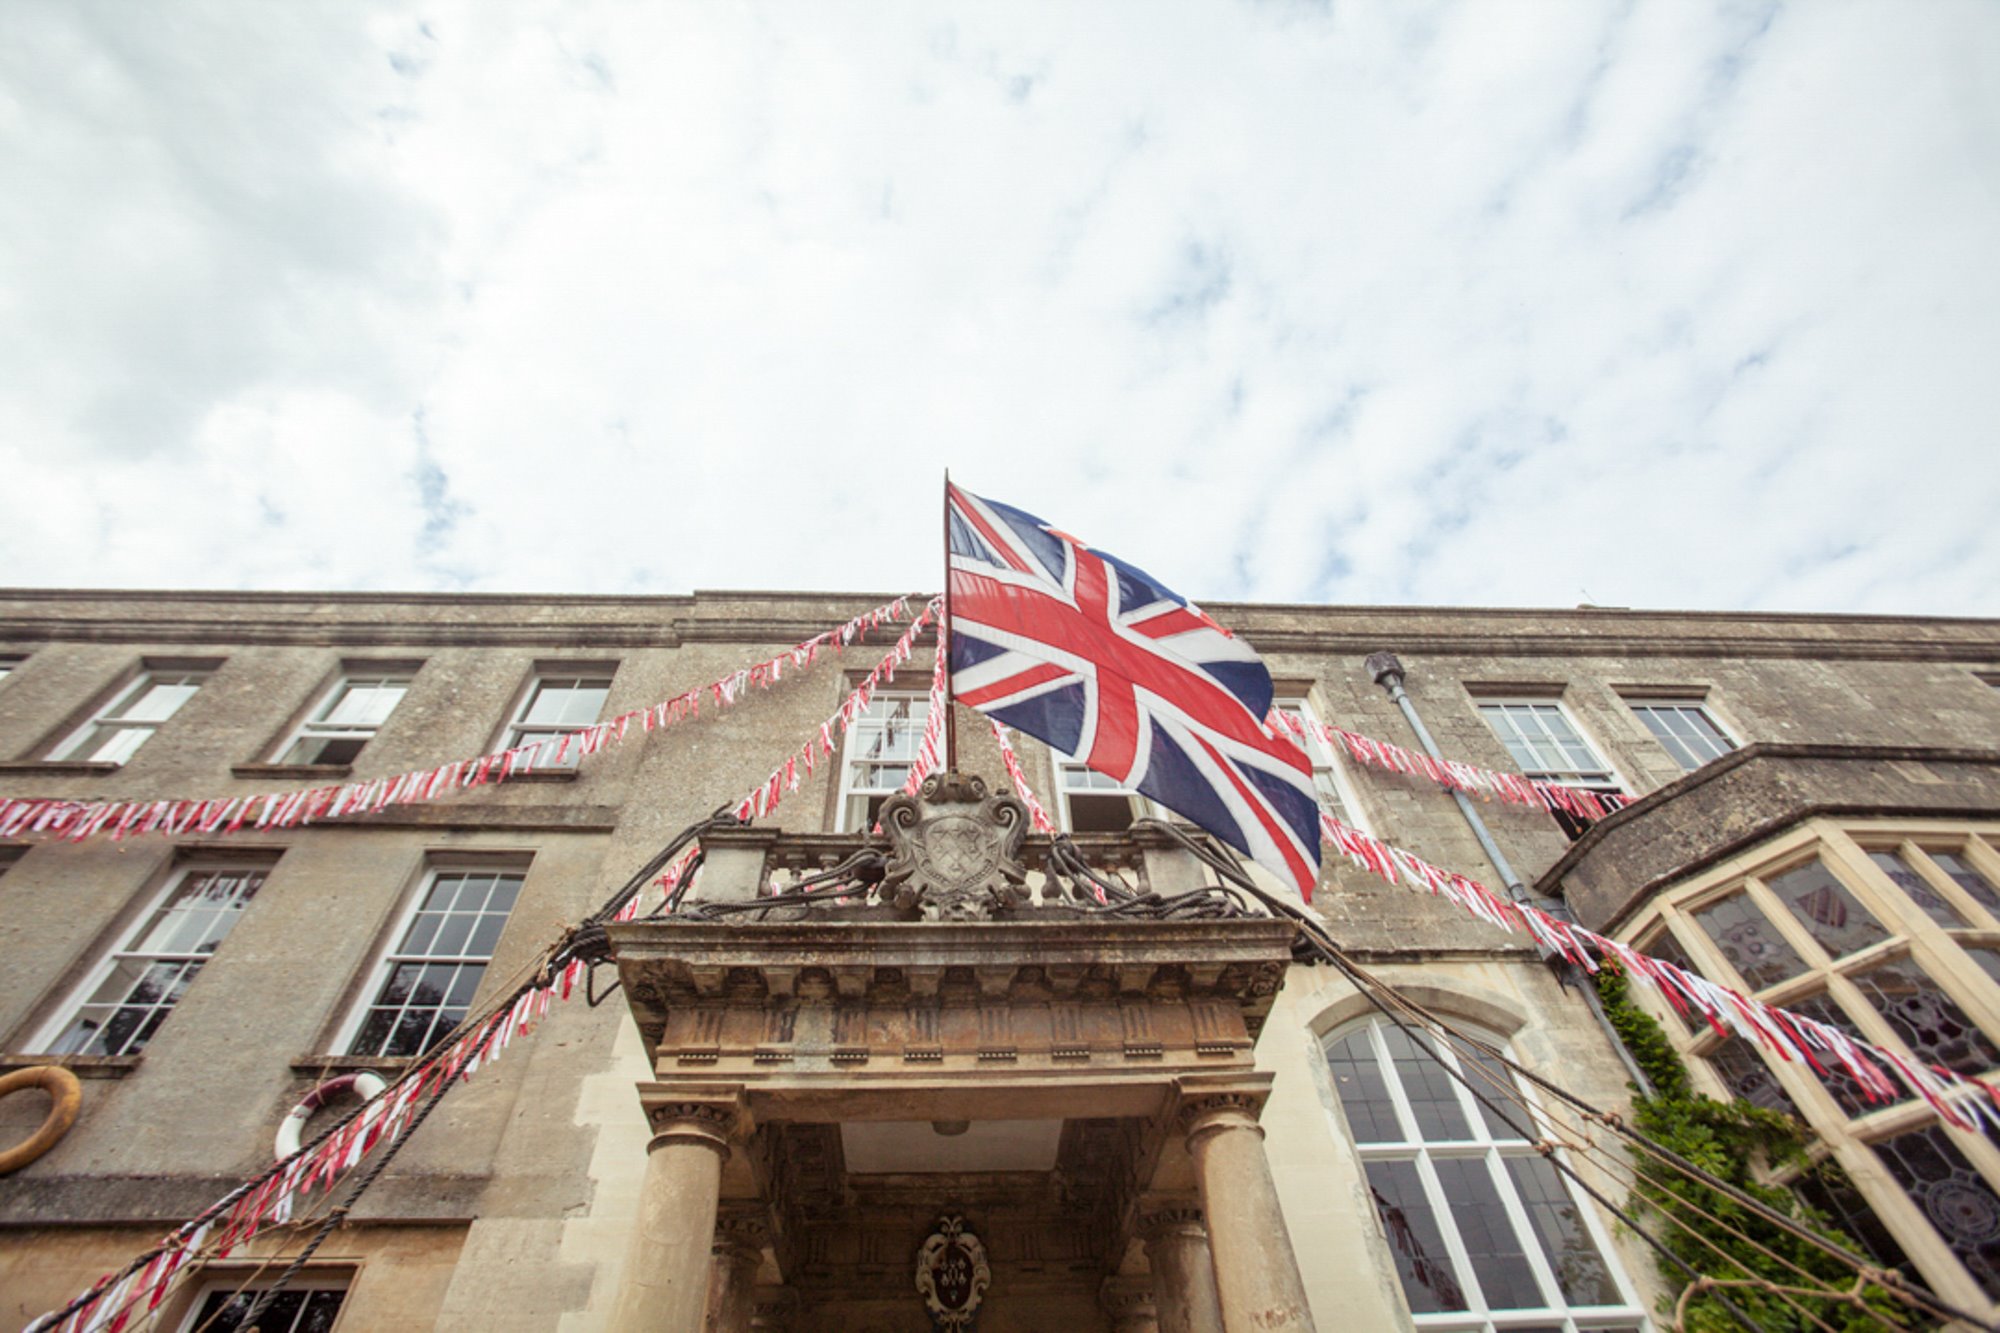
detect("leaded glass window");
top-left (1689, 892), bottom-right (1807, 990)
top-left (1765, 860), bottom-right (1893, 960)
top-left (1324, 1018), bottom-right (1644, 1331)
top-left (1873, 1125), bottom-right (2000, 1300)
top-left (1868, 849), bottom-right (1969, 928)
top-left (1845, 956), bottom-right (2000, 1080)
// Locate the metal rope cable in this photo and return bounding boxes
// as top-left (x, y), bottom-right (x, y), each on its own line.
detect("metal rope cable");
top-left (1314, 946), bottom-right (1776, 1333)
top-left (1337, 960), bottom-right (1910, 1330)
top-left (1131, 817), bottom-right (1988, 1329)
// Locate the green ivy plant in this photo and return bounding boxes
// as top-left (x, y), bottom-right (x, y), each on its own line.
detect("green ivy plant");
top-left (1592, 963), bottom-right (1907, 1331)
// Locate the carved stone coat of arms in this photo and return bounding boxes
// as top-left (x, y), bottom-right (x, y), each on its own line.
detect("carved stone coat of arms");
top-left (878, 773), bottom-right (1030, 922)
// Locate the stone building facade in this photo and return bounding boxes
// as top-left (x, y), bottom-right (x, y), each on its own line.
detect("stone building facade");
top-left (0, 588), bottom-right (1997, 1331)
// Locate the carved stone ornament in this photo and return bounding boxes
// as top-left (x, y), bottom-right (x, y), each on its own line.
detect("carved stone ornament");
top-left (915, 1213), bottom-right (990, 1331)
top-left (880, 773), bottom-right (1030, 922)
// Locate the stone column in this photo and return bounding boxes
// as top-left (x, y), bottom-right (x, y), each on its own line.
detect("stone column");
top-left (1180, 1091), bottom-right (1317, 1333)
top-left (1140, 1203), bottom-right (1224, 1333)
top-left (1101, 1274), bottom-right (1162, 1333)
top-left (704, 1205), bottom-right (770, 1332)
top-left (747, 1286), bottom-right (799, 1331)
top-left (611, 1089), bottom-right (744, 1333)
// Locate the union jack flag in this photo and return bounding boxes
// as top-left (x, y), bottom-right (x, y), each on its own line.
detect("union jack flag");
top-left (946, 484), bottom-right (1323, 897)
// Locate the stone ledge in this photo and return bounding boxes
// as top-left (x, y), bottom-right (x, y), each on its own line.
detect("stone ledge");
top-left (232, 762), bottom-right (354, 780)
top-left (0, 761), bottom-right (118, 778)
top-left (1540, 743), bottom-right (2000, 931)
top-left (0, 1053), bottom-right (140, 1080)
top-left (0, 1173), bottom-right (487, 1226)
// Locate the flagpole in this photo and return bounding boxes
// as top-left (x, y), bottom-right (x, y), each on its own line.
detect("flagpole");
top-left (941, 470), bottom-right (958, 772)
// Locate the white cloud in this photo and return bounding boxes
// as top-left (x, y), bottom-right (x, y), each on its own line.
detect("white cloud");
top-left (1, 0), bottom-right (1996, 614)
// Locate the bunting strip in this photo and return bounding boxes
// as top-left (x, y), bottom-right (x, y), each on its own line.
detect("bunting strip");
top-left (27, 609), bottom-right (950, 1333)
top-left (988, 721), bottom-right (1058, 836)
top-left (0, 596), bottom-right (916, 846)
top-left (729, 599), bottom-right (941, 825)
top-left (1270, 709), bottom-right (1635, 823)
top-left (1313, 810), bottom-right (2000, 1134)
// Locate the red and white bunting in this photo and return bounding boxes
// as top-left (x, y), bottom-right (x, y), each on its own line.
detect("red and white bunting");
top-left (733, 599), bottom-right (942, 825)
top-left (897, 623), bottom-right (952, 799)
top-left (1314, 810), bottom-right (2000, 1134)
top-left (989, 720), bottom-right (1057, 836)
top-left (0, 596), bottom-right (916, 847)
top-left (1271, 710), bottom-right (1634, 822)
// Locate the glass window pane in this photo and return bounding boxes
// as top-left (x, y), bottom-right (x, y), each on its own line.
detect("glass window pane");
top-left (1870, 850), bottom-right (1969, 928)
top-left (1765, 861), bottom-right (1892, 959)
top-left (1506, 1155), bottom-right (1621, 1306)
top-left (1382, 1025), bottom-right (1471, 1141)
top-left (1929, 851), bottom-right (2000, 914)
top-left (119, 678), bottom-right (201, 721)
top-left (1455, 1041), bottom-right (1528, 1141)
top-left (1431, 1157), bottom-right (1543, 1310)
top-left (1690, 892), bottom-right (1808, 990)
top-left (1872, 1124), bottom-right (2000, 1299)
top-left (1325, 1030), bottom-right (1403, 1144)
top-left (1705, 1036), bottom-right (1802, 1117)
top-left (1365, 1159), bottom-right (1468, 1313)
top-left (1846, 958), bottom-right (2000, 1079)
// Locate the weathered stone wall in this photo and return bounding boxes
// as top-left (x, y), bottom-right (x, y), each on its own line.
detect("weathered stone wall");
top-left (0, 588), bottom-right (1996, 1328)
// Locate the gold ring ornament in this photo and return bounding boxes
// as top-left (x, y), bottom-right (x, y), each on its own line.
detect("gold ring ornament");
top-left (275, 1072), bottom-right (388, 1160)
top-left (0, 1066), bottom-right (84, 1174)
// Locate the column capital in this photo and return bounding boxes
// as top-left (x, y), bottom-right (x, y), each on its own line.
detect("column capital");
top-left (714, 1201), bottom-right (772, 1266)
top-left (637, 1081), bottom-right (750, 1155)
top-left (749, 1286), bottom-right (800, 1331)
top-left (1100, 1275), bottom-right (1159, 1329)
top-left (1136, 1195), bottom-right (1207, 1244)
top-left (1174, 1072), bottom-right (1272, 1147)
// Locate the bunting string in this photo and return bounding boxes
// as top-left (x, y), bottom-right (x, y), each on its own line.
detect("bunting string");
top-left (24, 602), bottom-right (941, 1333)
top-left (1314, 809), bottom-right (2000, 1136)
top-left (989, 720), bottom-right (1058, 836)
top-left (0, 596), bottom-right (916, 846)
top-left (727, 598), bottom-right (942, 825)
top-left (1269, 708), bottom-right (1635, 823)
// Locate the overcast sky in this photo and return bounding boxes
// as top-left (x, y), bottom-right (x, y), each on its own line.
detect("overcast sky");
top-left (2, 2), bottom-right (1996, 615)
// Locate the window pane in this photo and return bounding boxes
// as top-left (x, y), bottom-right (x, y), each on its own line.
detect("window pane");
top-left (1506, 1154), bottom-right (1621, 1306)
top-left (1638, 929), bottom-right (1702, 1034)
top-left (1929, 851), bottom-right (2000, 914)
top-left (1690, 892), bottom-right (1807, 990)
top-left (1869, 850), bottom-right (1969, 928)
top-left (1632, 704), bottom-right (1734, 770)
top-left (1431, 1157), bottom-right (1543, 1310)
top-left (1872, 1124), bottom-right (2000, 1299)
top-left (1382, 1025), bottom-right (1471, 1141)
top-left (322, 678), bottom-right (408, 726)
top-left (1846, 958), bottom-right (2000, 1078)
top-left (1705, 1037), bottom-right (1801, 1117)
top-left (1765, 861), bottom-right (1892, 959)
top-left (118, 677), bottom-right (202, 721)
top-left (350, 872), bottom-right (518, 1056)
top-left (1365, 1159), bottom-right (1468, 1313)
top-left (1456, 1041), bottom-right (1529, 1141)
top-left (1325, 1030), bottom-right (1402, 1144)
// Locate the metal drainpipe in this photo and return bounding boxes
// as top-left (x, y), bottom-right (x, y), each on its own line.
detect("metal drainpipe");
top-left (1362, 651), bottom-right (1655, 1097)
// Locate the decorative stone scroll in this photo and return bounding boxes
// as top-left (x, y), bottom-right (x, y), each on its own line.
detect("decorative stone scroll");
top-left (915, 1213), bottom-right (991, 1330)
top-left (880, 772), bottom-right (1030, 922)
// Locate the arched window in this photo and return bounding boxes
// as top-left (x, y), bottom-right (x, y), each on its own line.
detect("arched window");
top-left (1323, 1016), bottom-right (1646, 1332)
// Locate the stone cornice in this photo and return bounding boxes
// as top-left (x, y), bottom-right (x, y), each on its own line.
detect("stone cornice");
top-left (0, 588), bottom-right (1994, 659)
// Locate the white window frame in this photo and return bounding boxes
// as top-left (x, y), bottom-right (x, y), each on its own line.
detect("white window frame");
top-left (33, 862), bottom-right (270, 1057)
top-left (1275, 695), bottom-right (1372, 835)
top-left (1053, 761), bottom-right (1157, 834)
top-left (0, 654), bottom-right (22, 684)
top-left (1325, 1016), bottom-right (1648, 1332)
top-left (334, 861), bottom-right (527, 1058)
top-left (174, 1270), bottom-right (351, 1333)
top-left (272, 669), bottom-right (416, 766)
top-left (500, 667), bottom-right (615, 771)
top-left (1625, 697), bottom-right (1738, 772)
top-left (50, 668), bottom-right (213, 765)
top-left (834, 691), bottom-right (931, 832)
top-left (1475, 698), bottom-right (1626, 790)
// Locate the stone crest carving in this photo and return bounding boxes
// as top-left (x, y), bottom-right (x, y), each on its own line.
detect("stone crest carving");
top-left (915, 1213), bottom-right (990, 1330)
top-left (880, 773), bottom-right (1029, 922)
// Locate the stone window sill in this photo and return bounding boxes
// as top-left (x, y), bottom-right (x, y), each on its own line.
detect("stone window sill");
top-left (232, 763), bottom-right (354, 780)
top-left (0, 1053), bottom-right (141, 1079)
top-left (290, 1055), bottom-right (412, 1077)
top-left (0, 761), bottom-right (120, 778)
top-left (502, 770), bottom-right (580, 783)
